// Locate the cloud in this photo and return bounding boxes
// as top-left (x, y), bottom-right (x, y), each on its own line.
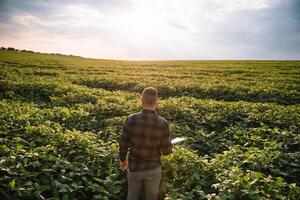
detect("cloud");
top-left (0, 0), bottom-right (299, 59)
top-left (11, 14), bottom-right (46, 27)
top-left (207, 0), bottom-right (285, 22)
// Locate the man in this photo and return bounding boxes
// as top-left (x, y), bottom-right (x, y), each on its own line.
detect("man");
top-left (119, 87), bottom-right (173, 200)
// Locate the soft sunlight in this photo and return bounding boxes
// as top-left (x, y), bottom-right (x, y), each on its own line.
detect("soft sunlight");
top-left (0, 0), bottom-right (299, 59)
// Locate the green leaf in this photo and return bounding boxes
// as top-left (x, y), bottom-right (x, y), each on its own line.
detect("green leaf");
top-left (93, 194), bottom-right (102, 199)
top-left (275, 177), bottom-right (284, 186)
top-left (9, 179), bottom-right (15, 189)
top-left (62, 194), bottom-right (68, 200)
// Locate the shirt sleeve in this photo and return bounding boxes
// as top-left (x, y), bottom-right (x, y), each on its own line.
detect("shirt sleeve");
top-left (119, 117), bottom-right (130, 162)
top-left (160, 121), bottom-right (173, 155)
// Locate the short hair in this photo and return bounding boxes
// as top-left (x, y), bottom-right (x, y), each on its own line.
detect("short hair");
top-left (141, 87), bottom-right (158, 105)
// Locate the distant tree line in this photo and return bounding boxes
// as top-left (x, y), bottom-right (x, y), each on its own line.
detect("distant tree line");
top-left (0, 47), bottom-right (83, 58)
top-left (1, 47), bottom-right (36, 53)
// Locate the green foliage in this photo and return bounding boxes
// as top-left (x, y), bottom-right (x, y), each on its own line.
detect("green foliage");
top-left (161, 147), bottom-right (215, 199)
top-left (0, 50), bottom-right (299, 199)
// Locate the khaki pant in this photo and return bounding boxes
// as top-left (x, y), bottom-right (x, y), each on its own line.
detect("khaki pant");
top-left (127, 166), bottom-right (161, 200)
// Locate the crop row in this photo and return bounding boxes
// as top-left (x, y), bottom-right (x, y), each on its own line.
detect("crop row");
top-left (1, 99), bottom-right (299, 199)
top-left (1, 50), bottom-right (299, 105)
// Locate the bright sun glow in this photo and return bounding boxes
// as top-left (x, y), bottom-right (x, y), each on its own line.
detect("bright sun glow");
top-left (0, 0), bottom-right (299, 59)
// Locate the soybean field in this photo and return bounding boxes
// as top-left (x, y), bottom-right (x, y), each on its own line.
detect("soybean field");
top-left (0, 50), bottom-right (299, 199)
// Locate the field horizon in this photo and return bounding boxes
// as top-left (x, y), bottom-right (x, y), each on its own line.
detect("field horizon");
top-left (2, 47), bottom-right (300, 62)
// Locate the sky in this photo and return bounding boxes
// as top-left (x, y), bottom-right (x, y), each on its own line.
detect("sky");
top-left (0, 0), bottom-right (300, 60)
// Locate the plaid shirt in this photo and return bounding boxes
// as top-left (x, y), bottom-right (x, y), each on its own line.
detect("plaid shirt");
top-left (119, 109), bottom-right (173, 172)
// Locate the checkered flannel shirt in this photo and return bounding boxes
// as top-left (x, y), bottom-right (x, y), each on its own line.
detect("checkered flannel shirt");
top-left (119, 109), bottom-right (173, 172)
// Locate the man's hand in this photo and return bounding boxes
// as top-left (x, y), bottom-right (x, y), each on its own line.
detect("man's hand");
top-left (120, 161), bottom-right (128, 170)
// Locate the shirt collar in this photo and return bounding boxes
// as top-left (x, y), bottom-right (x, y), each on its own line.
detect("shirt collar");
top-left (142, 108), bottom-right (157, 114)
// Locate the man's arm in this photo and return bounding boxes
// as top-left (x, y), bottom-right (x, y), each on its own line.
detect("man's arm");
top-left (119, 118), bottom-right (130, 164)
top-left (160, 121), bottom-right (173, 155)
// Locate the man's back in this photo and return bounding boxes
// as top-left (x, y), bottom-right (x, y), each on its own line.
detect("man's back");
top-left (119, 109), bottom-right (172, 172)
top-left (119, 87), bottom-right (172, 200)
